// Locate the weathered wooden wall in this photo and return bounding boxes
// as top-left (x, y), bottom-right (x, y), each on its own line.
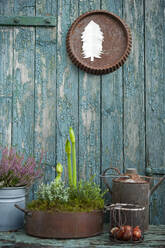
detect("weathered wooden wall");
top-left (0, 0), bottom-right (164, 225)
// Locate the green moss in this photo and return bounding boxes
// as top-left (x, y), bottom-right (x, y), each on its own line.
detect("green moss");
top-left (27, 177), bottom-right (106, 212)
top-left (27, 198), bottom-right (104, 212)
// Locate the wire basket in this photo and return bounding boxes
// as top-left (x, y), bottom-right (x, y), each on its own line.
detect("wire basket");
top-left (108, 203), bottom-right (145, 243)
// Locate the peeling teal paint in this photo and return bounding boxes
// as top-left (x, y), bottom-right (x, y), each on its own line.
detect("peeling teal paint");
top-left (0, 0), bottom-right (164, 225)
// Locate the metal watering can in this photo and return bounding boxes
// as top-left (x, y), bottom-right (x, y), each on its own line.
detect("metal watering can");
top-left (102, 167), bottom-right (165, 230)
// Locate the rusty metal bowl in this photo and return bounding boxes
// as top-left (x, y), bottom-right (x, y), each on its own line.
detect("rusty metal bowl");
top-left (15, 205), bottom-right (104, 238)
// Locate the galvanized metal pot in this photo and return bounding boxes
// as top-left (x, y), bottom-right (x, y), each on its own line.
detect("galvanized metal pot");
top-left (0, 187), bottom-right (26, 231)
top-left (102, 168), bottom-right (165, 231)
top-left (15, 205), bottom-right (104, 239)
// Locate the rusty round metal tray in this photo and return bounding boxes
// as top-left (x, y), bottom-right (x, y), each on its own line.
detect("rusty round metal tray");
top-left (66, 10), bottom-right (132, 75)
top-left (25, 210), bottom-right (104, 239)
top-left (15, 204), bottom-right (104, 239)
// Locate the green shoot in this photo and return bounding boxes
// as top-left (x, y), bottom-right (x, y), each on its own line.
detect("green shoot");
top-left (65, 139), bottom-right (73, 186)
top-left (69, 127), bottom-right (77, 188)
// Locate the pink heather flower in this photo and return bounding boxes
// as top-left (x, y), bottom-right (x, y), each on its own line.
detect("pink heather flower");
top-left (0, 147), bottom-right (44, 187)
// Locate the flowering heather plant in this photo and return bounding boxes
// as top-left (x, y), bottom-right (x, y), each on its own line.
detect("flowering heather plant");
top-left (0, 147), bottom-right (43, 188)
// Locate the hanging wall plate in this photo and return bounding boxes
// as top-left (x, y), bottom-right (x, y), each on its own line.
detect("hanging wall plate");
top-left (66, 10), bottom-right (132, 75)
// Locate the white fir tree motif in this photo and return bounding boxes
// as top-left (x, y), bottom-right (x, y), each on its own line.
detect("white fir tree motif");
top-left (81, 20), bottom-right (104, 62)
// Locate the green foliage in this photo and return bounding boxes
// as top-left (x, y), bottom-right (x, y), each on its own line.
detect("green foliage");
top-left (27, 127), bottom-right (106, 212)
top-left (27, 177), bottom-right (106, 212)
top-left (68, 177), bottom-right (105, 211)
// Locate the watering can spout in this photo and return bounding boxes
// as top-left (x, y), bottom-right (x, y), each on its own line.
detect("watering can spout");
top-left (150, 175), bottom-right (165, 196)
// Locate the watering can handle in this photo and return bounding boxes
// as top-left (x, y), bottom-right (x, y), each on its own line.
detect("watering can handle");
top-left (150, 175), bottom-right (165, 196)
top-left (15, 204), bottom-right (32, 216)
top-left (101, 167), bottom-right (121, 194)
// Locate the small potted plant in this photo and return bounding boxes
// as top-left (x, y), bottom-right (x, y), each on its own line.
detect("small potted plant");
top-left (0, 147), bottom-right (43, 231)
top-left (18, 128), bottom-right (106, 238)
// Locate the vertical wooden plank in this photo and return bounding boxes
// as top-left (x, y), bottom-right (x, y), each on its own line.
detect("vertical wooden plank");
top-left (145, 0), bottom-right (165, 180)
top-left (35, 0), bottom-right (57, 184)
top-left (150, 179), bottom-right (165, 225)
top-left (101, 0), bottom-right (123, 192)
top-left (123, 0), bottom-right (145, 174)
top-left (78, 0), bottom-right (101, 183)
top-left (0, 1), bottom-right (13, 15)
top-left (0, 29), bottom-right (13, 98)
top-left (12, 1), bottom-right (35, 201)
top-left (0, 1), bottom-right (13, 148)
top-left (0, 27), bottom-right (11, 150)
top-left (0, 98), bottom-right (12, 147)
top-left (13, 0), bottom-right (35, 16)
top-left (56, 0), bottom-right (79, 181)
top-left (12, 0), bottom-right (35, 157)
top-left (145, 0), bottom-right (165, 224)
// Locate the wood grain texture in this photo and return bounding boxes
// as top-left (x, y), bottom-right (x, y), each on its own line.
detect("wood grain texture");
top-left (56, 0), bottom-right (79, 182)
top-left (145, 0), bottom-right (165, 177)
top-left (0, 0), bottom-right (13, 15)
top-left (101, 0), bottom-right (123, 192)
top-left (0, 0), bottom-right (164, 225)
top-left (78, 0), bottom-right (101, 184)
top-left (0, 1), bottom-right (14, 148)
top-left (0, 28), bottom-right (13, 97)
top-left (0, 29), bottom-right (12, 147)
top-left (0, 98), bottom-right (12, 147)
top-left (11, 0), bottom-right (35, 200)
top-left (12, 2), bottom-right (35, 159)
top-left (145, 0), bottom-right (165, 225)
top-left (35, 0), bottom-right (57, 184)
top-left (12, 26), bottom-right (35, 155)
top-left (150, 179), bottom-right (165, 225)
top-left (123, 0), bottom-right (145, 174)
